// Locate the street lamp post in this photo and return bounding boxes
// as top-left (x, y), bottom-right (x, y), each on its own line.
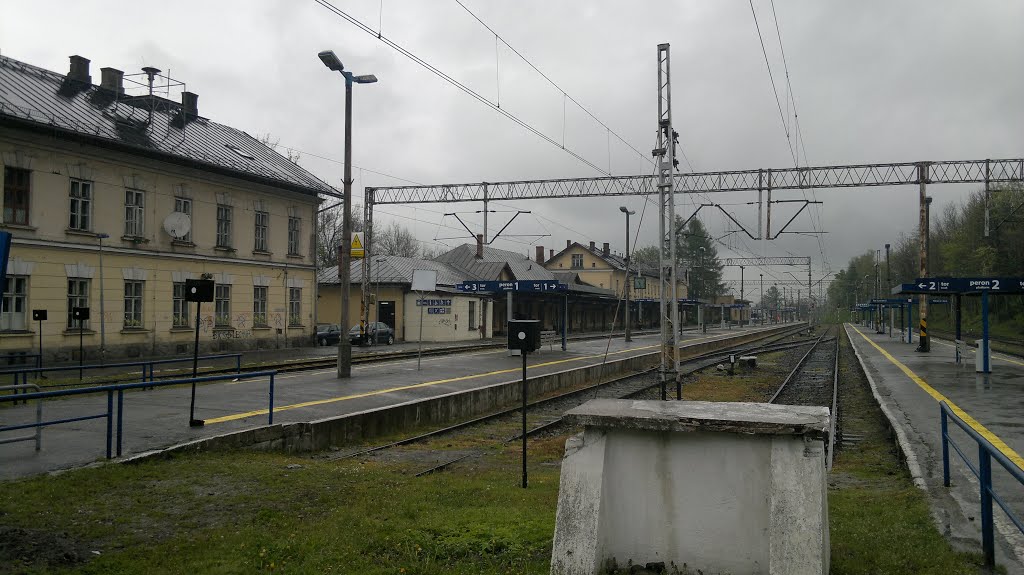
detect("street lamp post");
top-left (319, 50), bottom-right (377, 379)
top-left (619, 206), bottom-right (635, 342)
top-left (759, 273), bottom-right (764, 325)
top-left (96, 233), bottom-right (109, 363)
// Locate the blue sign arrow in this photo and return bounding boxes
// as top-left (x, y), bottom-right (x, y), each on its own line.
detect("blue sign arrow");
top-left (895, 277), bottom-right (1024, 295)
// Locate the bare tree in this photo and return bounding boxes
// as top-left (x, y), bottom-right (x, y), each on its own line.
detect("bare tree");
top-left (376, 221), bottom-right (420, 257)
top-left (316, 201), bottom-right (365, 269)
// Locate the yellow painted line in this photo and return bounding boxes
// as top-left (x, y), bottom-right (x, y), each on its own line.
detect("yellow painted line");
top-left (932, 339), bottom-right (1024, 367)
top-left (204, 329), bottom-right (751, 425)
top-left (850, 324), bottom-right (1024, 472)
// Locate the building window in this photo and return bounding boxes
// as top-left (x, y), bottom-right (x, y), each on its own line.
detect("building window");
top-left (254, 210), bottom-right (269, 252)
top-left (253, 286), bottom-right (268, 326)
top-left (288, 287), bottom-right (302, 326)
top-left (216, 205), bottom-right (232, 248)
top-left (3, 167), bottom-right (30, 225)
top-left (174, 197), bottom-right (192, 242)
top-left (124, 281), bottom-right (144, 328)
top-left (468, 300), bottom-right (476, 330)
top-left (1, 276), bottom-right (27, 331)
top-left (215, 285), bottom-right (231, 326)
top-left (124, 189), bottom-right (145, 237)
top-left (172, 282), bottom-right (190, 327)
top-left (67, 278), bottom-right (89, 329)
top-left (69, 179), bottom-right (92, 231)
top-left (287, 217), bottom-right (301, 255)
top-left (571, 254), bottom-right (583, 269)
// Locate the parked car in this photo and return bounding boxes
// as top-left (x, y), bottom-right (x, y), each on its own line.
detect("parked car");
top-left (349, 322), bottom-right (395, 346)
top-left (316, 323), bottom-right (342, 346)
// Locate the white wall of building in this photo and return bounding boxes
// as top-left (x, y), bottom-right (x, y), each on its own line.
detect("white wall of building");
top-left (403, 292), bottom-right (493, 343)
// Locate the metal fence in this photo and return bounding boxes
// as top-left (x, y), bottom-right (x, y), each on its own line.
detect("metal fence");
top-left (0, 371), bottom-right (276, 460)
top-left (0, 353), bottom-right (244, 400)
top-left (941, 401), bottom-right (1024, 568)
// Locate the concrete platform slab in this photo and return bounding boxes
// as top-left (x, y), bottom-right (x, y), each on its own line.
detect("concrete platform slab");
top-left (0, 324), bottom-right (794, 480)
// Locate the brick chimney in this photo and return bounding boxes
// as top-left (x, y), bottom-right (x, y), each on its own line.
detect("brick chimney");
top-left (603, 242), bottom-right (610, 257)
top-left (476, 234), bottom-right (484, 258)
top-left (100, 67), bottom-right (123, 93)
top-left (535, 246), bottom-right (545, 264)
top-left (566, 240), bottom-right (571, 249)
top-left (181, 91), bottom-right (199, 117)
top-left (68, 55), bottom-right (91, 83)
top-left (589, 241), bottom-right (596, 251)
top-left (549, 249), bottom-right (554, 260)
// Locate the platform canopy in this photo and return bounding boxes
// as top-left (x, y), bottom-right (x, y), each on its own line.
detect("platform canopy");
top-left (892, 277), bottom-right (1024, 295)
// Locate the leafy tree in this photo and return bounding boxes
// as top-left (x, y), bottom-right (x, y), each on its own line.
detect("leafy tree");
top-left (630, 245), bottom-right (660, 270)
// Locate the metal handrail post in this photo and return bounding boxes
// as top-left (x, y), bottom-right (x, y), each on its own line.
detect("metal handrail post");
top-left (116, 390), bottom-right (124, 457)
top-left (941, 408), bottom-right (950, 487)
top-left (268, 374), bottom-right (275, 425)
top-left (34, 387), bottom-right (42, 450)
top-left (236, 356), bottom-right (242, 374)
top-left (105, 390), bottom-right (114, 459)
top-left (980, 446), bottom-right (995, 568)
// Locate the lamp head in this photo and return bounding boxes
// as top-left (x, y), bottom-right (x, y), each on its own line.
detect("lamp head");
top-left (318, 50), bottom-right (344, 72)
top-left (352, 74), bottom-right (378, 84)
top-left (619, 206), bottom-right (634, 215)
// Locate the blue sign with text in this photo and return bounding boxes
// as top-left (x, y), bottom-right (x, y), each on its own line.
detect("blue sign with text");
top-left (893, 277), bottom-right (1024, 295)
top-left (457, 281), bottom-right (567, 293)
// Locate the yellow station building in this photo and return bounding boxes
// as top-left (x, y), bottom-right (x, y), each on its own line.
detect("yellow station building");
top-left (0, 54), bottom-right (334, 361)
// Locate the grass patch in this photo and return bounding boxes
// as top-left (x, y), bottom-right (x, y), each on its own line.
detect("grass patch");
top-left (828, 328), bottom-right (991, 574)
top-left (0, 449), bottom-right (560, 574)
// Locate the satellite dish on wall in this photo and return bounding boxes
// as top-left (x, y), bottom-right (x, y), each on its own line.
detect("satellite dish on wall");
top-left (163, 212), bottom-right (192, 239)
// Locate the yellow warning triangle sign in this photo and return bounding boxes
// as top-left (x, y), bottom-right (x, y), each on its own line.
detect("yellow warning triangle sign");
top-left (351, 233), bottom-right (365, 258)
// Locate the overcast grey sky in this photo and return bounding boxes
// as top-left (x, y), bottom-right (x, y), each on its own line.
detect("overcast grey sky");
top-left (3, 1), bottom-right (1022, 293)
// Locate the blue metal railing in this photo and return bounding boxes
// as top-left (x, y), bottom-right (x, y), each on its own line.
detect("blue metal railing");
top-left (941, 401), bottom-right (1024, 568)
top-left (0, 371), bottom-right (276, 460)
top-left (0, 353), bottom-right (243, 396)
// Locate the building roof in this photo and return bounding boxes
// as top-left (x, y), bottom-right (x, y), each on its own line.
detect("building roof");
top-left (433, 244), bottom-right (555, 282)
top-left (546, 241), bottom-right (658, 276)
top-left (0, 54), bottom-right (336, 196)
top-left (317, 256), bottom-right (466, 286)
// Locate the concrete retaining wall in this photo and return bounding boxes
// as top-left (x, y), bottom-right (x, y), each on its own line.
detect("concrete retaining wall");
top-left (128, 324), bottom-right (801, 461)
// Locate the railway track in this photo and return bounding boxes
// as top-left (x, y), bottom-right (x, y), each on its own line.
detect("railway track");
top-left (768, 325), bottom-right (841, 469)
top-left (335, 324), bottom-right (815, 476)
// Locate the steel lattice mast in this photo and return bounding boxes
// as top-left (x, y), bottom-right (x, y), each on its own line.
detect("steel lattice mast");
top-left (654, 44), bottom-right (679, 397)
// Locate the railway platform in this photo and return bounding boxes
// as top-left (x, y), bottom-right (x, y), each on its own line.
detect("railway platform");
top-left (845, 323), bottom-right (1024, 573)
top-left (0, 323), bottom-right (797, 480)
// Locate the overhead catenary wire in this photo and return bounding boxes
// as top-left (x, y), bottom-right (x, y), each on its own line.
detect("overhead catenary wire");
top-left (313, 0), bottom-right (611, 176)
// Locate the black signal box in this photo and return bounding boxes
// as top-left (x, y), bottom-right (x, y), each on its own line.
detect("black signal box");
top-left (72, 307), bottom-right (90, 321)
top-left (185, 279), bottom-right (215, 303)
top-left (507, 319), bottom-right (541, 353)
top-left (32, 309), bottom-right (47, 321)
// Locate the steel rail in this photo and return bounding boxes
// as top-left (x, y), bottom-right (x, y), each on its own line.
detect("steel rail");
top-left (409, 326), bottom-right (811, 476)
top-left (768, 326), bottom-right (832, 404)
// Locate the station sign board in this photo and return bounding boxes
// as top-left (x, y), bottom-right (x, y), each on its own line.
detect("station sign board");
top-left (457, 281), bottom-right (567, 293)
top-left (416, 298), bottom-right (452, 315)
top-left (893, 277), bottom-right (1024, 295)
top-left (869, 298), bottom-right (913, 305)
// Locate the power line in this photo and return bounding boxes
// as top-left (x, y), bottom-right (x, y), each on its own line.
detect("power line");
top-left (748, 0), bottom-right (798, 167)
top-left (453, 0), bottom-right (655, 169)
top-left (313, 0), bottom-right (611, 176)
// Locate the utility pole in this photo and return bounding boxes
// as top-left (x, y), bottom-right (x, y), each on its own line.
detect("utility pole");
top-left (739, 265), bottom-right (745, 327)
top-left (620, 206), bottom-right (635, 342)
top-left (655, 43), bottom-right (679, 398)
top-left (917, 163), bottom-right (930, 352)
